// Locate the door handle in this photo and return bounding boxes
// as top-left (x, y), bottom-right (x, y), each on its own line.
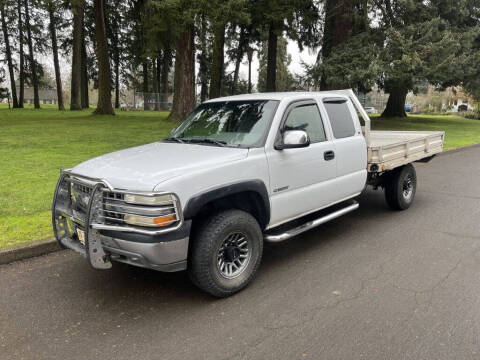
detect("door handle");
top-left (324, 150), bottom-right (335, 161)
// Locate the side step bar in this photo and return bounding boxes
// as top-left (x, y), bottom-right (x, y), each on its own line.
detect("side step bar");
top-left (264, 201), bottom-right (359, 243)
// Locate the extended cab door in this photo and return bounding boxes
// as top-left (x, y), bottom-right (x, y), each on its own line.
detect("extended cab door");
top-left (266, 100), bottom-right (338, 228)
top-left (321, 98), bottom-right (367, 200)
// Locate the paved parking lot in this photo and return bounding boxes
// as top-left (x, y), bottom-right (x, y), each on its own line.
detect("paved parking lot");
top-left (1, 146), bottom-right (480, 360)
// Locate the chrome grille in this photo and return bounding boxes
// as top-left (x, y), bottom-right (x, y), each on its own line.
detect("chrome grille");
top-left (69, 180), bottom-right (94, 224)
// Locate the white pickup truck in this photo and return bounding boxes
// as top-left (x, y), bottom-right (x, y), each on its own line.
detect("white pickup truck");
top-left (52, 90), bottom-right (444, 297)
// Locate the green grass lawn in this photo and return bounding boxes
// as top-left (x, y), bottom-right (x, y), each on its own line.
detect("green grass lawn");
top-left (0, 104), bottom-right (176, 248)
top-left (371, 114), bottom-right (480, 149)
top-left (1, 106), bottom-right (479, 249)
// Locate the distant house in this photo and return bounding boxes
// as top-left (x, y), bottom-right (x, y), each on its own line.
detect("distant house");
top-left (17, 87), bottom-right (58, 105)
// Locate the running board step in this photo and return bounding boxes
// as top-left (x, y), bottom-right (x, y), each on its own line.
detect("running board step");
top-left (264, 201), bottom-right (359, 243)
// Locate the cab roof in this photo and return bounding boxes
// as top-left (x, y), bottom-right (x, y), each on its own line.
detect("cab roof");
top-left (205, 90), bottom-right (352, 103)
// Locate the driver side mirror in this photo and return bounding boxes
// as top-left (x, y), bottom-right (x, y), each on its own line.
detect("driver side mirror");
top-left (275, 130), bottom-right (310, 150)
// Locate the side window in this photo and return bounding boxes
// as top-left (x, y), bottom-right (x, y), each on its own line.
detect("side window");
top-left (284, 104), bottom-right (326, 143)
top-left (324, 101), bottom-right (356, 139)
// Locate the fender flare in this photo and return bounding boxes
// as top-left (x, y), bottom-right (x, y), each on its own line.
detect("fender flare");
top-left (183, 180), bottom-right (270, 228)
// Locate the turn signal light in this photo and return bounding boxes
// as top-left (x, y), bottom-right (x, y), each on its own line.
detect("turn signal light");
top-left (124, 214), bottom-right (176, 227)
top-left (153, 215), bottom-right (176, 226)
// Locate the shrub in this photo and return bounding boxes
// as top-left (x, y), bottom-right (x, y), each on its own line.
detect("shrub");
top-left (460, 111), bottom-right (480, 120)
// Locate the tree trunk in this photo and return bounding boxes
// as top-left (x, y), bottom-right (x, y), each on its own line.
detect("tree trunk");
top-left (247, 49), bottom-right (253, 93)
top-left (0, 3), bottom-right (19, 108)
top-left (152, 63), bottom-right (157, 94)
top-left (266, 22), bottom-right (278, 92)
top-left (142, 61), bottom-right (149, 110)
top-left (24, 0), bottom-right (40, 108)
top-left (198, 15), bottom-right (208, 102)
top-left (381, 85), bottom-right (408, 118)
top-left (168, 25), bottom-right (195, 122)
top-left (17, 0), bottom-right (24, 107)
top-left (152, 58), bottom-right (159, 110)
top-left (231, 26), bottom-right (245, 95)
top-left (200, 73), bottom-right (208, 103)
top-left (70, 0), bottom-right (84, 110)
top-left (113, 27), bottom-right (120, 109)
top-left (47, 3), bottom-right (65, 110)
top-left (156, 57), bottom-right (161, 93)
top-left (93, 0), bottom-right (114, 115)
top-left (81, 35), bottom-right (89, 108)
top-left (209, 22), bottom-right (225, 99)
top-left (160, 47), bottom-right (170, 110)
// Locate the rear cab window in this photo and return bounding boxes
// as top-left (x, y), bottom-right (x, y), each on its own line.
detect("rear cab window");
top-left (323, 98), bottom-right (356, 139)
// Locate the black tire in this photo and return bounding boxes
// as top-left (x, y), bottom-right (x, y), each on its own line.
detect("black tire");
top-left (384, 164), bottom-right (417, 210)
top-left (188, 209), bottom-right (263, 298)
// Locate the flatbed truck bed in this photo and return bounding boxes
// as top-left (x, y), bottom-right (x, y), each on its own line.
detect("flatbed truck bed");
top-left (367, 130), bottom-right (444, 171)
top-left (338, 90), bottom-right (445, 173)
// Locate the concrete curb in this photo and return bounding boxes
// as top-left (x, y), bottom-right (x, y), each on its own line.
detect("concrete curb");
top-left (1, 142), bottom-right (479, 266)
top-left (0, 238), bottom-right (61, 266)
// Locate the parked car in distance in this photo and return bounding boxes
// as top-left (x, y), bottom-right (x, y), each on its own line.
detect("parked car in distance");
top-left (405, 104), bottom-right (413, 112)
top-left (364, 106), bottom-right (378, 114)
top-left (52, 90), bottom-right (445, 297)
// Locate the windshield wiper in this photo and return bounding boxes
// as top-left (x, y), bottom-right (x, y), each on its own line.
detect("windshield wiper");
top-left (187, 138), bottom-right (228, 147)
top-left (164, 137), bottom-right (185, 144)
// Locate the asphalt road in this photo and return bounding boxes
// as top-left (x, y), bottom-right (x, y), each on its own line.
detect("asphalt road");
top-left (2, 146), bottom-right (480, 360)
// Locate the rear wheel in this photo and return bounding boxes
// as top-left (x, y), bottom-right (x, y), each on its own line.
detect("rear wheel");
top-left (188, 209), bottom-right (263, 297)
top-left (384, 164), bottom-right (417, 210)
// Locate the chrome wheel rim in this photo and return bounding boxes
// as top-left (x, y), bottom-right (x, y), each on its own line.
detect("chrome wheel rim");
top-left (216, 232), bottom-right (251, 279)
top-left (403, 174), bottom-right (414, 201)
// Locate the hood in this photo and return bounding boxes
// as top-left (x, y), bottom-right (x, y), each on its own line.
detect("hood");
top-left (71, 142), bottom-right (249, 190)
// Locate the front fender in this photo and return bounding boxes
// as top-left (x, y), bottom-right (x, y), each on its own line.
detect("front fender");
top-left (183, 180), bottom-right (270, 228)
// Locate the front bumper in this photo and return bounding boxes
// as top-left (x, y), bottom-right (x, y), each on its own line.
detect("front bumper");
top-left (98, 221), bottom-right (191, 272)
top-left (52, 170), bottom-right (190, 272)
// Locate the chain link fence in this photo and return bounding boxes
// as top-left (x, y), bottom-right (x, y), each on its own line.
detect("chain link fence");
top-left (132, 92), bottom-right (172, 111)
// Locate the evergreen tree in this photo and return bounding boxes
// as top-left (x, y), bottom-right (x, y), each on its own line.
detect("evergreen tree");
top-left (44, 0), bottom-right (65, 110)
top-left (24, 0), bottom-right (41, 108)
top-left (373, 0), bottom-right (472, 118)
top-left (93, 0), bottom-right (114, 115)
top-left (319, 0), bottom-right (368, 89)
top-left (251, 0), bottom-right (320, 92)
top-left (70, 0), bottom-right (84, 110)
top-left (150, 0), bottom-right (197, 121)
top-left (196, 14), bottom-right (211, 102)
top-left (257, 35), bottom-right (295, 92)
top-left (16, 0), bottom-right (25, 107)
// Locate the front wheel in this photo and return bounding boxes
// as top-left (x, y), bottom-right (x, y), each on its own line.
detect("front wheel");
top-left (188, 209), bottom-right (263, 298)
top-left (384, 164), bottom-right (417, 210)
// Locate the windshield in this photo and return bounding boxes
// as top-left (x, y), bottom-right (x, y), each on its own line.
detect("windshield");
top-left (167, 100), bottom-right (279, 148)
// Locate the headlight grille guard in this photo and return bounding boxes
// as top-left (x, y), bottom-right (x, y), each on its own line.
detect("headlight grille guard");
top-left (52, 169), bottom-right (184, 237)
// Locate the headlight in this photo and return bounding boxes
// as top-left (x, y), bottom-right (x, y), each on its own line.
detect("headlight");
top-left (124, 214), bottom-right (176, 227)
top-left (102, 190), bottom-right (181, 229)
top-left (124, 193), bottom-right (173, 205)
